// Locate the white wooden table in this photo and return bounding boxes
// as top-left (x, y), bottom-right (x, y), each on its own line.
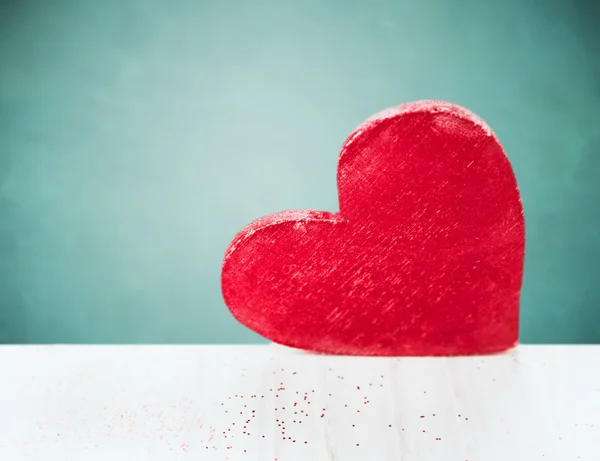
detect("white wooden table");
top-left (0, 345), bottom-right (597, 460)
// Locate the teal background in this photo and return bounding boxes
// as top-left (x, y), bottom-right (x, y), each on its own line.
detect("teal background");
top-left (1, 0), bottom-right (599, 344)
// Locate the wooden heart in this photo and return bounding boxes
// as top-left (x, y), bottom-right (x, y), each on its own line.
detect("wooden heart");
top-left (221, 101), bottom-right (525, 356)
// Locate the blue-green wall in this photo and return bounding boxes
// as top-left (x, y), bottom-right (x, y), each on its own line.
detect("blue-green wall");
top-left (1, 0), bottom-right (599, 344)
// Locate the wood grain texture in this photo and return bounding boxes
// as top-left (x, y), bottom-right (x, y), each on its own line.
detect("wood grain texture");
top-left (0, 345), bottom-right (597, 460)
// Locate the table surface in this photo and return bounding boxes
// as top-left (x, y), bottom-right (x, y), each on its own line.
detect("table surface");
top-left (0, 345), bottom-right (598, 461)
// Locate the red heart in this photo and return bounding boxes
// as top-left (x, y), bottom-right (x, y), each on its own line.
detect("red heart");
top-left (221, 100), bottom-right (525, 356)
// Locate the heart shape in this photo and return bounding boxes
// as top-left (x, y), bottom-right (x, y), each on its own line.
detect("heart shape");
top-left (221, 100), bottom-right (525, 356)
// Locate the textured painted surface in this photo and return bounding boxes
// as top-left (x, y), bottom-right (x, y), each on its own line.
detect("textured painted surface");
top-left (222, 101), bottom-right (524, 356)
top-left (0, 345), bottom-right (598, 460)
top-left (0, 0), bottom-right (599, 344)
